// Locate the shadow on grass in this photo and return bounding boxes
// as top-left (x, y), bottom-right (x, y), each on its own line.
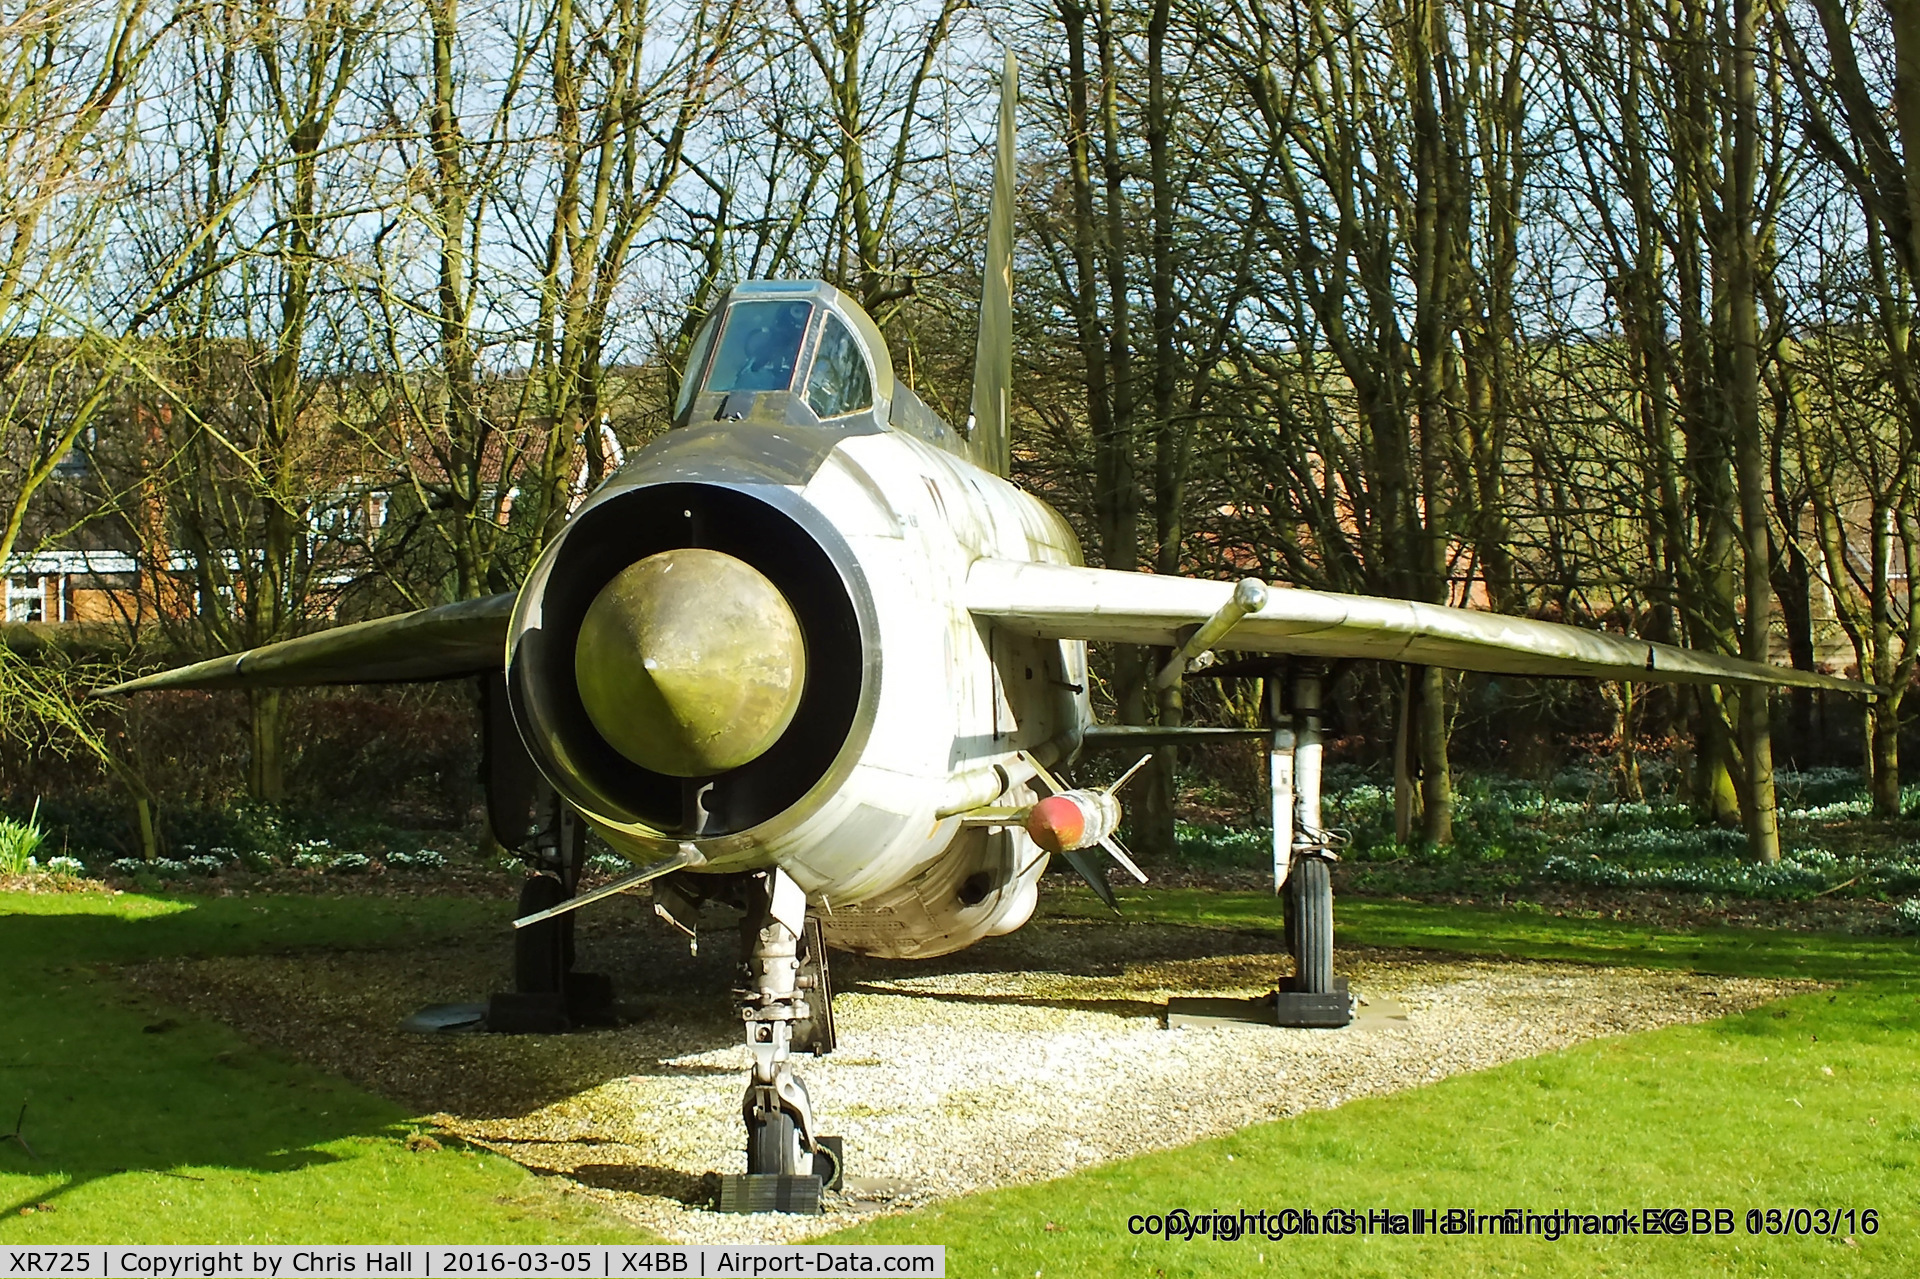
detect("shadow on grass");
top-left (1, 1150), bottom-right (346, 1221)
top-left (0, 891), bottom-right (524, 1234)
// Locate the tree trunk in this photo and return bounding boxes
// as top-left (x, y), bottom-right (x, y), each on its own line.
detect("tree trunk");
top-left (1394, 667), bottom-right (1419, 844)
top-left (1870, 695), bottom-right (1903, 815)
top-left (1696, 695), bottom-right (1743, 827)
top-left (248, 687), bottom-right (285, 803)
top-left (1057, 0), bottom-right (1156, 846)
top-left (1611, 681), bottom-right (1645, 800)
top-left (1770, 534), bottom-right (1818, 767)
top-left (1415, 665), bottom-right (1453, 844)
top-left (1406, 0), bottom-right (1457, 843)
top-left (1729, 0), bottom-right (1780, 862)
top-left (1131, 0), bottom-right (1182, 860)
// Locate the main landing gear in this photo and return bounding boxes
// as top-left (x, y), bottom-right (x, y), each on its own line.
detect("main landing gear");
top-left (400, 786), bottom-right (616, 1037)
top-left (1270, 666), bottom-right (1352, 1027)
top-left (719, 868), bottom-right (844, 1214)
top-left (488, 790), bottom-right (615, 1033)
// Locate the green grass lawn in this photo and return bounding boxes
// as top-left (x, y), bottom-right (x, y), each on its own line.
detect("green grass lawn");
top-left (3, 883), bottom-right (1915, 1276)
top-left (0, 890), bottom-right (645, 1243)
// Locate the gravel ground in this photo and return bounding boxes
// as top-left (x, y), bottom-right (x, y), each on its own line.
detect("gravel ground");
top-left (125, 902), bottom-right (1813, 1243)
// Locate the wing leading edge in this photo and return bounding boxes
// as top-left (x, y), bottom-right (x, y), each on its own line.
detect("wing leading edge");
top-left (965, 560), bottom-right (1871, 694)
top-left (98, 592), bottom-right (515, 695)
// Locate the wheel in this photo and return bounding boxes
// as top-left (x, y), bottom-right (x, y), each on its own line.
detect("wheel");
top-left (1286, 857), bottom-right (1334, 993)
top-left (747, 1106), bottom-right (804, 1176)
top-left (515, 874), bottom-right (570, 994)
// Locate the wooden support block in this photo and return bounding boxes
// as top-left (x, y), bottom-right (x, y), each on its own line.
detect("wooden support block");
top-left (717, 1173), bottom-right (823, 1215)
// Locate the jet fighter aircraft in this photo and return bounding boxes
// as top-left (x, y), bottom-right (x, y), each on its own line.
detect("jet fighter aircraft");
top-left (108, 53), bottom-right (1870, 1201)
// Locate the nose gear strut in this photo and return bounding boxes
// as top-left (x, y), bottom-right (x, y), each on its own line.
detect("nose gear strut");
top-left (721, 868), bottom-right (844, 1213)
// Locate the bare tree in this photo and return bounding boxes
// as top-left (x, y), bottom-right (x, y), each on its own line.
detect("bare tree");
top-left (117, 0), bottom-right (385, 800)
top-left (1774, 0), bottom-right (1920, 813)
top-left (0, 0), bottom-right (166, 569)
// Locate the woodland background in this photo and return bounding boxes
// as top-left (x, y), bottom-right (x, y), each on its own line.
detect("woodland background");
top-left (3, 0), bottom-right (1919, 866)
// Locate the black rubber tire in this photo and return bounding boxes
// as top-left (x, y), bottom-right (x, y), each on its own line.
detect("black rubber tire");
top-left (1287, 858), bottom-right (1334, 993)
top-left (515, 875), bottom-right (569, 994)
top-left (747, 1108), bottom-right (801, 1176)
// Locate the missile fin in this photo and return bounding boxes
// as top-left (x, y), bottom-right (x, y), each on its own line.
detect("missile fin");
top-left (1106, 753), bottom-right (1153, 795)
top-left (1099, 834), bottom-right (1149, 884)
top-left (1059, 846), bottom-right (1120, 914)
top-left (1025, 752), bottom-right (1069, 798)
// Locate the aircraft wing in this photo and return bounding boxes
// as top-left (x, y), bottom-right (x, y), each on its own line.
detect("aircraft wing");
top-left (965, 560), bottom-right (1871, 693)
top-left (98, 593), bottom-right (514, 694)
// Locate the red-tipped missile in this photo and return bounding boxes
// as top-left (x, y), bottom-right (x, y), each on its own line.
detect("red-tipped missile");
top-left (1025, 788), bottom-right (1122, 854)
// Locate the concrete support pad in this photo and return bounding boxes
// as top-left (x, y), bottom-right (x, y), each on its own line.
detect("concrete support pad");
top-left (1165, 995), bottom-right (1280, 1028)
top-left (1354, 994), bottom-right (1410, 1026)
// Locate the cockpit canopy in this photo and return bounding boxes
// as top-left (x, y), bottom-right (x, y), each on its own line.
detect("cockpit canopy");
top-left (673, 280), bottom-right (962, 454)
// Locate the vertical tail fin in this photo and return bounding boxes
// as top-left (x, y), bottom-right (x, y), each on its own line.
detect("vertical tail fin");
top-left (967, 48), bottom-right (1017, 477)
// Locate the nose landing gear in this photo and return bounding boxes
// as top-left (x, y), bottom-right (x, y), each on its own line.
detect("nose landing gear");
top-left (720, 869), bottom-right (843, 1214)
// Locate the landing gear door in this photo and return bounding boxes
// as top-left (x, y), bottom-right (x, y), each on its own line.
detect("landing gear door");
top-left (482, 670), bottom-right (541, 851)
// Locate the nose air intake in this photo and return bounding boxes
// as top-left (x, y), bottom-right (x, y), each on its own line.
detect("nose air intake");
top-left (574, 548), bottom-right (807, 777)
top-left (507, 481), bottom-right (869, 839)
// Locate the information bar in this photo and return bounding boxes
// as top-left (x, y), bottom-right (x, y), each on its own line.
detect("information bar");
top-left (0, 1246), bottom-right (944, 1278)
